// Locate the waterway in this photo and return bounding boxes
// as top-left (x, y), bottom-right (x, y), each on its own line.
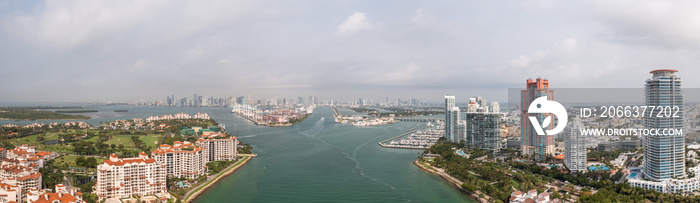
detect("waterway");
top-left (0, 105), bottom-right (474, 202)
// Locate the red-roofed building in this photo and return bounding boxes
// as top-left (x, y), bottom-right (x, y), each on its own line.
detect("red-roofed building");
top-left (0, 182), bottom-right (21, 203)
top-left (0, 164), bottom-right (42, 193)
top-left (28, 184), bottom-right (83, 203)
top-left (95, 153), bottom-right (166, 201)
top-left (196, 133), bottom-right (237, 162)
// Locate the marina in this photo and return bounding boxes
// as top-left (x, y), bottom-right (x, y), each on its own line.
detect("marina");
top-left (379, 121), bottom-right (445, 150)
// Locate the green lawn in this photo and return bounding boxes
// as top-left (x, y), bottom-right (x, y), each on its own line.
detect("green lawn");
top-left (10, 134), bottom-right (41, 146)
top-left (140, 134), bottom-right (163, 148)
top-left (103, 134), bottom-right (163, 148)
top-left (512, 179), bottom-right (521, 189)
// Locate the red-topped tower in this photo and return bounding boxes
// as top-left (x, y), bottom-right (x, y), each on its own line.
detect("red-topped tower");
top-left (521, 78), bottom-right (554, 161)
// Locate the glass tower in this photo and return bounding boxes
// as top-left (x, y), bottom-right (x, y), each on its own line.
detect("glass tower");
top-left (445, 94), bottom-right (456, 141)
top-left (643, 69), bottom-right (685, 181)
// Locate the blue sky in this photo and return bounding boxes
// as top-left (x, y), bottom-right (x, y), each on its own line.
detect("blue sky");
top-left (2, 0), bottom-right (700, 103)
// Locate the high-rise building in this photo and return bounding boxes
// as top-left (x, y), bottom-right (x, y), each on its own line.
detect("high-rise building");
top-left (564, 116), bottom-right (586, 173)
top-left (490, 102), bottom-right (500, 113)
top-left (196, 133), bottom-right (238, 162)
top-left (629, 69), bottom-right (699, 193)
top-left (643, 69), bottom-right (685, 181)
top-left (444, 94), bottom-right (456, 141)
top-left (521, 78), bottom-right (554, 161)
top-left (450, 107), bottom-right (461, 142)
top-left (465, 112), bottom-right (503, 151)
top-left (95, 153), bottom-right (167, 200)
top-left (456, 121), bottom-right (466, 143)
top-left (151, 141), bottom-right (208, 179)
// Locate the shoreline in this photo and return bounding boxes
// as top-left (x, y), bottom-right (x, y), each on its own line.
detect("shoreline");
top-left (413, 159), bottom-right (489, 203)
top-left (184, 155), bottom-right (255, 203)
top-left (0, 117), bottom-right (91, 121)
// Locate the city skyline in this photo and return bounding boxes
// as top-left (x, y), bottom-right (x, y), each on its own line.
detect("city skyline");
top-left (4, 1), bottom-right (700, 102)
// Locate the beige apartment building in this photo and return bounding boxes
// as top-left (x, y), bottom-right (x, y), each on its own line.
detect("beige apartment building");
top-left (95, 153), bottom-right (167, 200)
top-left (152, 141), bottom-right (208, 179)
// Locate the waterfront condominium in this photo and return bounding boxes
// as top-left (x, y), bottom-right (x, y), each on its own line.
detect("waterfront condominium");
top-left (95, 153), bottom-right (167, 200)
top-left (521, 78), bottom-right (554, 161)
top-left (464, 112), bottom-right (503, 151)
top-left (152, 141), bottom-right (209, 179)
top-left (196, 133), bottom-right (238, 162)
top-left (564, 116), bottom-right (586, 173)
top-left (629, 69), bottom-right (700, 193)
top-left (643, 69), bottom-right (685, 181)
top-left (444, 94), bottom-right (456, 141)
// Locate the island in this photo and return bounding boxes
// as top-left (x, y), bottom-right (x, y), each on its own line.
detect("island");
top-left (0, 106), bottom-right (91, 120)
top-left (0, 112), bottom-right (253, 203)
top-left (231, 103), bottom-right (314, 126)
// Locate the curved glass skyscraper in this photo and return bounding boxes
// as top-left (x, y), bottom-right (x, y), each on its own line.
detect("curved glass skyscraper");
top-left (643, 69), bottom-right (685, 181)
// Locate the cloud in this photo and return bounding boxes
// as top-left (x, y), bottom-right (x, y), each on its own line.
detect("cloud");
top-left (4, 1), bottom-right (262, 50)
top-left (556, 35), bottom-right (577, 51)
top-left (336, 12), bottom-right (375, 35)
top-left (589, 0), bottom-right (700, 49)
top-left (412, 8), bottom-right (428, 24)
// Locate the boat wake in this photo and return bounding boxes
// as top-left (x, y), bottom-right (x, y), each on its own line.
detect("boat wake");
top-left (296, 116), bottom-right (411, 201)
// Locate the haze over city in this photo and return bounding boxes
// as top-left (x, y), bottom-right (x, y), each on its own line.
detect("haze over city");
top-left (3, 1), bottom-right (700, 102)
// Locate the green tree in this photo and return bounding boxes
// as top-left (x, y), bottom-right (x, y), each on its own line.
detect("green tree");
top-left (75, 156), bottom-right (85, 167)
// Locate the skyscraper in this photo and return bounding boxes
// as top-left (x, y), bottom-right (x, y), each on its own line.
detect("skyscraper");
top-left (521, 78), bottom-right (554, 161)
top-left (465, 112), bottom-right (503, 151)
top-left (445, 94), bottom-right (456, 141)
top-left (565, 116), bottom-right (586, 173)
top-left (451, 107), bottom-right (461, 142)
top-left (643, 69), bottom-right (685, 181)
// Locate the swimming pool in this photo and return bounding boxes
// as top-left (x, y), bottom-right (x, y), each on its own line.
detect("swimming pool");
top-left (630, 173), bottom-right (637, 178)
top-left (456, 149), bottom-right (468, 156)
top-left (588, 165), bottom-right (610, 171)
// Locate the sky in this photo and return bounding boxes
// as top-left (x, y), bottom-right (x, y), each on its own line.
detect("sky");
top-left (2, 0), bottom-right (700, 103)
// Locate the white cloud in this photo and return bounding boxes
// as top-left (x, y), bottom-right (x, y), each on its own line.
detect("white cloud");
top-left (336, 12), bottom-right (375, 35)
top-left (412, 8), bottom-right (428, 24)
top-left (589, 0), bottom-right (700, 48)
top-left (557, 36), bottom-right (577, 51)
top-left (4, 1), bottom-right (263, 49)
top-left (510, 55), bottom-right (531, 67)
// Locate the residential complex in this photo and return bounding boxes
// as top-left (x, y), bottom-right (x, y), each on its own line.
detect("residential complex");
top-left (196, 133), bottom-right (238, 162)
top-left (628, 69), bottom-right (696, 193)
top-left (0, 144), bottom-right (59, 203)
top-left (443, 94), bottom-right (504, 151)
top-left (95, 153), bottom-right (167, 200)
top-left (521, 78), bottom-right (554, 161)
top-left (152, 141), bottom-right (208, 179)
top-left (464, 112), bottom-right (503, 151)
top-left (564, 116), bottom-right (586, 173)
top-left (643, 69), bottom-right (685, 181)
top-left (95, 127), bottom-right (239, 201)
top-left (0, 182), bottom-right (20, 203)
top-left (28, 184), bottom-right (83, 203)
